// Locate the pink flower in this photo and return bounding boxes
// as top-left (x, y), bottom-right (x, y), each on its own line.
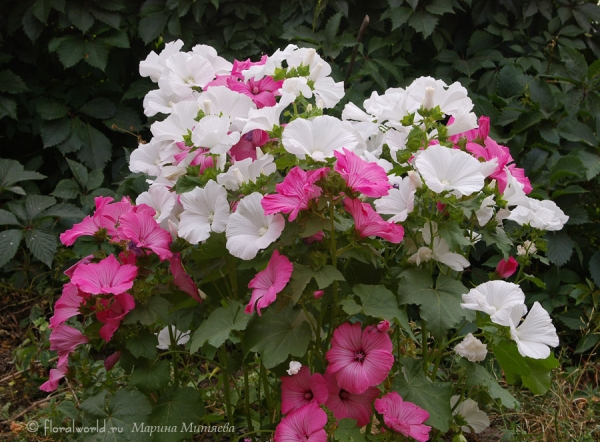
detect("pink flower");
top-left (313, 290), bottom-right (324, 299)
top-left (245, 250), bottom-right (293, 315)
top-left (325, 322), bottom-right (394, 394)
top-left (230, 130), bottom-right (269, 161)
top-left (281, 366), bottom-right (328, 415)
top-left (304, 231), bottom-right (324, 245)
top-left (262, 167), bottom-right (328, 222)
top-left (71, 254), bottom-right (137, 296)
top-left (227, 76), bottom-right (284, 108)
top-left (375, 392), bottom-right (431, 442)
top-left (168, 253), bottom-right (202, 302)
top-left (344, 198), bottom-right (404, 244)
top-left (377, 320), bottom-right (391, 333)
top-left (117, 207), bottom-right (173, 260)
top-left (274, 403), bottom-right (327, 442)
top-left (496, 256), bottom-right (518, 278)
top-left (63, 255), bottom-right (94, 278)
top-left (104, 351), bottom-right (122, 371)
top-left (50, 324), bottom-right (89, 366)
top-left (334, 148), bottom-right (391, 197)
top-left (449, 115), bottom-right (490, 144)
top-left (324, 373), bottom-right (380, 427)
top-left (96, 293), bottom-right (136, 342)
top-left (40, 359), bottom-right (68, 392)
top-left (49, 283), bottom-right (85, 329)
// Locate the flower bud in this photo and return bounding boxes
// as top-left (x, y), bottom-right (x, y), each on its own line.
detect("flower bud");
top-left (496, 256), bottom-right (518, 278)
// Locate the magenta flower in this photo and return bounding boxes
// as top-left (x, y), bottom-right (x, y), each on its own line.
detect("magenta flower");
top-left (104, 351), bottom-right (122, 371)
top-left (449, 115), bottom-right (490, 144)
top-left (334, 148), bottom-right (391, 197)
top-left (71, 254), bottom-right (137, 296)
top-left (324, 373), bottom-right (380, 427)
top-left (326, 322), bottom-right (394, 394)
top-left (227, 76), bottom-right (284, 108)
top-left (374, 392), bottom-right (431, 442)
top-left (49, 283), bottom-right (85, 329)
top-left (281, 366), bottom-right (328, 415)
top-left (344, 198), bottom-right (404, 244)
top-left (96, 293), bottom-right (136, 342)
top-left (168, 253), bottom-right (202, 302)
top-left (50, 324), bottom-right (89, 366)
top-left (230, 130), bottom-right (269, 161)
top-left (262, 167), bottom-right (328, 221)
top-left (245, 250), bottom-right (293, 315)
top-left (116, 207), bottom-right (173, 260)
top-left (274, 403), bottom-right (327, 442)
top-left (40, 359), bottom-right (68, 392)
top-left (496, 256), bottom-right (518, 278)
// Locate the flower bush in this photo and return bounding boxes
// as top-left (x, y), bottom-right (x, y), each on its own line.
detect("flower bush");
top-left (41, 41), bottom-right (568, 441)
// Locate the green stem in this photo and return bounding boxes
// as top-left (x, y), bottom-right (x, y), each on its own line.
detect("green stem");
top-left (260, 363), bottom-right (274, 423)
top-left (242, 356), bottom-right (253, 439)
top-left (421, 319), bottom-right (428, 370)
top-left (220, 346), bottom-right (234, 425)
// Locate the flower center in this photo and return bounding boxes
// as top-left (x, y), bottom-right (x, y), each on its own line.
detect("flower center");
top-left (258, 227), bottom-right (268, 236)
top-left (339, 389), bottom-right (349, 400)
top-left (207, 213), bottom-right (214, 223)
top-left (304, 391), bottom-right (313, 400)
top-left (354, 350), bottom-right (366, 362)
top-left (441, 178), bottom-right (450, 185)
top-left (252, 86), bottom-right (259, 95)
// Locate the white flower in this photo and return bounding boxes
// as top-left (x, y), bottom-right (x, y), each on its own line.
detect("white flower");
top-left (451, 396), bottom-right (490, 434)
top-left (282, 115), bottom-right (358, 161)
top-left (160, 52), bottom-right (216, 98)
top-left (414, 144), bottom-right (485, 197)
top-left (405, 77), bottom-right (475, 119)
top-left (225, 192), bottom-right (285, 260)
top-left (197, 86), bottom-right (256, 130)
top-left (509, 302), bottom-right (559, 359)
top-left (191, 44), bottom-right (233, 76)
top-left (502, 169), bottom-right (530, 207)
top-left (136, 185), bottom-right (177, 224)
top-left (408, 246), bottom-right (433, 266)
top-left (241, 97), bottom-right (294, 134)
top-left (156, 326), bottom-right (191, 350)
top-left (216, 155), bottom-right (276, 191)
top-left (178, 180), bottom-right (230, 244)
top-left (476, 194), bottom-right (496, 226)
top-left (312, 76), bottom-right (345, 108)
top-left (517, 240), bottom-right (537, 256)
top-left (420, 222), bottom-right (471, 271)
top-left (507, 198), bottom-right (569, 231)
top-left (191, 114), bottom-right (241, 154)
top-left (129, 139), bottom-right (167, 176)
top-left (374, 176), bottom-right (416, 222)
top-left (280, 77), bottom-right (312, 101)
top-left (151, 101), bottom-right (200, 143)
top-left (454, 333), bottom-right (487, 362)
top-left (286, 361), bottom-right (302, 376)
top-left (461, 281), bottom-right (526, 326)
top-left (139, 40), bottom-right (184, 82)
top-left (143, 89), bottom-right (193, 116)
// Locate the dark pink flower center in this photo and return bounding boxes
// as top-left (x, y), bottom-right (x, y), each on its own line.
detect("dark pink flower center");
top-left (252, 86), bottom-right (259, 94)
top-left (339, 389), bottom-right (349, 400)
top-left (354, 350), bottom-right (366, 362)
top-left (304, 391), bottom-right (313, 400)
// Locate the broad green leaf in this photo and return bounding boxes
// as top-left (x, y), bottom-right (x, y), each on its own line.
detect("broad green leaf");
top-left (51, 35), bottom-right (86, 68)
top-left (126, 330), bottom-right (158, 360)
top-left (387, 6), bottom-right (412, 30)
top-left (40, 118), bottom-right (71, 147)
top-left (36, 99), bottom-right (69, 120)
top-left (0, 209), bottom-right (20, 226)
top-left (339, 298), bottom-right (362, 316)
top-left (190, 300), bottom-right (250, 351)
top-left (0, 70), bottom-right (28, 94)
top-left (123, 296), bottom-right (171, 326)
top-left (289, 263), bottom-right (313, 303)
top-left (87, 169), bottom-right (104, 190)
top-left (0, 229), bottom-right (22, 268)
top-left (392, 358), bottom-right (453, 431)
top-left (148, 387), bottom-right (204, 442)
top-left (313, 265), bottom-right (345, 289)
top-left (67, 1), bottom-right (95, 32)
top-left (31, 0), bottom-right (53, 24)
top-left (497, 65), bottom-right (524, 98)
top-left (353, 284), bottom-right (405, 321)
top-left (425, 0), bottom-right (455, 15)
top-left (76, 123), bottom-right (112, 169)
top-left (246, 303), bottom-right (311, 368)
top-left (25, 195), bottom-right (56, 220)
top-left (22, 9), bottom-right (45, 43)
top-left (43, 203), bottom-right (85, 219)
top-left (0, 96), bottom-right (17, 120)
top-left (130, 360), bottom-right (171, 393)
top-left (550, 155), bottom-right (585, 184)
top-left (103, 105), bottom-right (143, 132)
top-left (334, 418), bottom-right (367, 441)
top-left (99, 29), bottom-right (129, 48)
top-left (91, 8), bottom-right (122, 29)
top-left (528, 77), bottom-right (556, 116)
top-left (80, 98), bottom-right (117, 120)
top-left (397, 269), bottom-right (471, 339)
top-left (84, 40), bottom-right (110, 71)
top-left (139, 13), bottom-right (169, 45)
top-left (588, 250), bottom-right (600, 287)
top-left (0, 159), bottom-right (46, 188)
top-left (559, 45), bottom-right (588, 82)
top-left (66, 159), bottom-right (89, 188)
top-left (408, 11), bottom-right (438, 38)
top-left (24, 229), bottom-right (57, 268)
top-left (546, 231), bottom-right (574, 267)
top-left (51, 179), bottom-right (80, 199)
top-left (558, 118), bottom-right (598, 146)
top-left (577, 150), bottom-right (600, 180)
top-left (461, 360), bottom-right (519, 409)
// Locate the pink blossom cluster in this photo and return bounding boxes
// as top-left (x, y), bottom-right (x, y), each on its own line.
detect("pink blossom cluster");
top-left (275, 322), bottom-right (431, 441)
top-left (41, 196), bottom-right (200, 392)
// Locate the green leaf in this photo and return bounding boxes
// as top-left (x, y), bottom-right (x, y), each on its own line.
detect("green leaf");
top-left (559, 45), bottom-right (588, 82)
top-left (51, 179), bottom-right (80, 199)
top-left (387, 6), bottom-right (412, 30)
top-left (528, 78), bottom-right (556, 116)
top-left (80, 98), bottom-right (117, 120)
top-left (246, 303), bottom-right (312, 369)
top-left (334, 418), bottom-right (367, 441)
top-left (40, 118), bottom-right (71, 147)
top-left (497, 65), bottom-right (524, 98)
top-left (546, 231), bottom-right (573, 267)
top-left (87, 169), bottom-right (104, 190)
top-left (0, 70), bottom-right (28, 94)
top-left (123, 296), bottom-right (170, 326)
top-left (44, 203), bottom-right (85, 219)
top-left (558, 118), bottom-right (598, 146)
top-left (462, 360), bottom-right (519, 409)
top-left (0, 159), bottom-right (46, 188)
top-left (588, 251), bottom-right (600, 287)
top-left (577, 150), bottom-right (600, 180)
top-left (397, 269), bottom-right (472, 339)
top-left (36, 99), bottom-right (69, 120)
top-left (31, 0), bottom-right (53, 23)
top-left (76, 123), bottom-right (112, 169)
top-left (67, 1), bottom-right (95, 32)
top-left (0, 96), bottom-right (17, 120)
top-left (313, 265), bottom-right (345, 289)
top-left (0, 209), bottom-right (20, 226)
top-left (425, 0), bottom-right (455, 15)
top-left (289, 263), bottom-right (313, 303)
top-left (84, 40), bottom-right (110, 71)
top-left (408, 11), bottom-right (438, 38)
top-left (190, 300), bottom-right (250, 351)
top-left (99, 29), bottom-right (130, 48)
top-left (139, 13), bottom-right (169, 45)
top-left (392, 358), bottom-right (453, 431)
top-left (148, 387), bottom-right (204, 442)
top-left (91, 8), bottom-right (122, 29)
top-left (130, 360), bottom-right (171, 393)
top-left (66, 159), bottom-right (89, 188)
top-left (25, 195), bottom-right (56, 220)
top-left (126, 330), bottom-right (158, 360)
top-left (51, 35), bottom-right (86, 68)
top-left (24, 229), bottom-right (57, 268)
top-left (0, 229), bottom-right (22, 268)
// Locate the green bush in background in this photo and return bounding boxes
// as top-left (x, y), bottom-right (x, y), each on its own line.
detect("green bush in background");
top-left (0, 0), bottom-right (598, 359)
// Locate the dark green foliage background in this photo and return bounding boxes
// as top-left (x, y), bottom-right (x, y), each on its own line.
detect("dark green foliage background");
top-left (1, 0), bottom-right (599, 355)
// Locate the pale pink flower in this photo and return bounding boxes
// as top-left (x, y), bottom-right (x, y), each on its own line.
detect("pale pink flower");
top-left (375, 392), bottom-right (431, 442)
top-left (96, 293), bottom-right (136, 342)
top-left (261, 167), bottom-right (328, 221)
top-left (40, 359), bottom-right (69, 392)
top-left (334, 147), bottom-right (391, 197)
top-left (50, 324), bottom-right (89, 366)
top-left (344, 198), bottom-right (404, 244)
top-left (274, 403), bottom-right (327, 442)
top-left (281, 366), bottom-right (328, 415)
top-left (117, 207), bottom-right (173, 260)
top-left (71, 255), bottom-right (137, 296)
top-left (168, 253), bottom-right (202, 302)
top-left (49, 283), bottom-right (85, 329)
top-left (496, 257), bottom-right (518, 278)
top-left (326, 322), bottom-right (394, 394)
top-left (324, 373), bottom-right (380, 427)
top-left (245, 250), bottom-right (293, 315)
